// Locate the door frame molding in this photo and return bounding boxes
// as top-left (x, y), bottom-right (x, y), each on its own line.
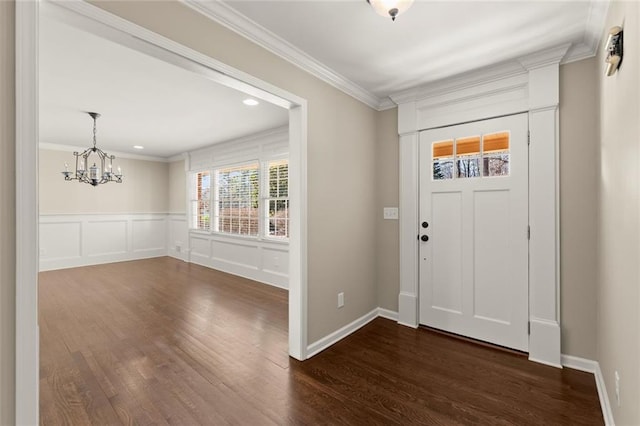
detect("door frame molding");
top-left (15, 1), bottom-right (308, 423)
top-left (391, 44), bottom-right (570, 368)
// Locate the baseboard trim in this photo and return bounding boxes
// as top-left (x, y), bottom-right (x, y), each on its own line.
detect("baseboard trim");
top-left (306, 308), bottom-right (379, 358)
top-left (561, 354), bottom-right (614, 426)
top-left (377, 308), bottom-right (399, 321)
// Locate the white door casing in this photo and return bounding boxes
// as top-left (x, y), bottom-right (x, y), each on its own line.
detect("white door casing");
top-left (419, 114), bottom-right (529, 351)
top-left (393, 45), bottom-right (567, 367)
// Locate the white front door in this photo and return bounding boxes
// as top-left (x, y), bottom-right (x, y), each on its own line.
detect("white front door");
top-left (418, 113), bottom-right (529, 351)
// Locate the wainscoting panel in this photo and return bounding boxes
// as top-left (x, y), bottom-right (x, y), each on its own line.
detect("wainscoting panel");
top-left (211, 238), bottom-right (260, 270)
top-left (40, 221), bottom-right (82, 262)
top-left (40, 213), bottom-right (289, 289)
top-left (40, 214), bottom-right (169, 271)
top-left (85, 219), bottom-right (128, 257)
top-left (188, 232), bottom-right (289, 289)
top-left (132, 218), bottom-right (166, 253)
top-left (167, 214), bottom-right (188, 261)
top-left (262, 246), bottom-right (289, 278)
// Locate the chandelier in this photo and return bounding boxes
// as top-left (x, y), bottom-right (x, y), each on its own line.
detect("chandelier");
top-left (367, 0), bottom-right (414, 21)
top-left (61, 112), bottom-right (123, 187)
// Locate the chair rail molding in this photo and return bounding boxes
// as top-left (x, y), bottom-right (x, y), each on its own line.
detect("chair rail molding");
top-left (395, 44), bottom-right (569, 367)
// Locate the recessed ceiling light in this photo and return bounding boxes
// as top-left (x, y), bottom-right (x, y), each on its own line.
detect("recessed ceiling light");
top-left (133, 145), bottom-right (144, 150)
top-left (243, 98), bottom-right (259, 106)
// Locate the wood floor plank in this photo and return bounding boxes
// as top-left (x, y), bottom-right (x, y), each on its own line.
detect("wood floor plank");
top-left (39, 257), bottom-right (603, 425)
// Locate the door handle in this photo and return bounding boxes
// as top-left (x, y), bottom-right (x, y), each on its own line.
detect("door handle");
top-left (421, 235), bottom-right (429, 242)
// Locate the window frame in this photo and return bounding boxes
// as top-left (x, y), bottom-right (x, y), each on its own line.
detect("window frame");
top-left (189, 158), bottom-right (290, 243)
top-left (262, 159), bottom-right (289, 241)
top-left (190, 170), bottom-right (212, 232)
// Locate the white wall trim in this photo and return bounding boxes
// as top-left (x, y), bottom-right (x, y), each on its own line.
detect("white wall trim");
top-left (39, 213), bottom-right (177, 271)
top-left (377, 308), bottom-right (399, 321)
top-left (307, 307), bottom-right (379, 358)
top-left (561, 355), bottom-right (615, 426)
top-left (181, 0), bottom-right (389, 111)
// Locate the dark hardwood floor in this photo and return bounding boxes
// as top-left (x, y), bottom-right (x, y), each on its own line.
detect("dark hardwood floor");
top-left (39, 257), bottom-right (603, 425)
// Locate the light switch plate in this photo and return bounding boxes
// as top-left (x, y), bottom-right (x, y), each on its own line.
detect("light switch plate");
top-left (383, 207), bottom-right (399, 220)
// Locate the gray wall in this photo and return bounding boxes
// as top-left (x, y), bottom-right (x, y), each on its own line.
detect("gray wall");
top-left (0, 1), bottom-right (15, 423)
top-left (597, 1), bottom-right (640, 424)
top-left (559, 57), bottom-right (599, 359)
top-left (169, 159), bottom-right (186, 213)
top-left (39, 149), bottom-right (171, 214)
top-left (375, 108), bottom-right (399, 312)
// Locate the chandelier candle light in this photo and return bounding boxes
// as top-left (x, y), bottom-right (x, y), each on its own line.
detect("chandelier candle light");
top-left (61, 112), bottom-right (123, 187)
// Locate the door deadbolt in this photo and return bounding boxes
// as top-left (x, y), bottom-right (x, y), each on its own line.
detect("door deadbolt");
top-left (422, 221), bottom-right (429, 228)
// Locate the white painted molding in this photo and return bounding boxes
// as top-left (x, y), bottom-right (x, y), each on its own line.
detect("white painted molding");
top-left (307, 308), bottom-right (379, 358)
top-left (39, 142), bottom-right (170, 162)
top-left (594, 362), bottom-right (615, 426)
top-left (188, 231), bottom-right (289, 290)
top-left (39, 213), bottom-right (180, 271)
top-left (398, 133), bottom-right (419, 328)
top-left (561, 355), bottom-right (615, 426)
top-left (181, 0), bottom-right (387, 111)
top-left (564, 0), bottom-right (610, 64)
top-left (561, 354), bottom-right (598, 373)
top-left (396, 52), bottom-right (563, 367)
top-left (377, 308), bottom-right (399, 321)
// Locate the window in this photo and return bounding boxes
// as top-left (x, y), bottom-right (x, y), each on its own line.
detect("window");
top-left (482, 132), bottom-right (510, 177)
top-left (191, 171), bottom-right (211, 230)
top-left (266, 160), bottom-right (289, 238)
top-left (433, 140), bottom-right (454, 180)
top-left (190, 159), bottom-right (290, 240)
top-left (432, 132), bottom-right (510, 180)
top-left (214, 164), bottom-right (259, 236)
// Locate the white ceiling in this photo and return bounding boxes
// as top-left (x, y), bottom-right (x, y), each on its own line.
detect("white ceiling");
top-left (39, 16), bottom-right (289, 159)
top-left (218, 0), bottom-right (608, 104)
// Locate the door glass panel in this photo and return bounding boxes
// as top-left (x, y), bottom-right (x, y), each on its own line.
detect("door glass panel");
top-left (482, 132), bottom-right (510, 177)
top-left (433, 140), bottom-right (454, 180)
top-left (456, 136), bottom-right (481, 178)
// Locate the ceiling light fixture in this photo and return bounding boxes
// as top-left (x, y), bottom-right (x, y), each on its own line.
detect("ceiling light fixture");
top-left (133, 145), bottom-right (144, 150)
top-left (367, 0), bottom-right (414, 21)
top-left (243, 98), bottom-right (259, 106)
top-left (61, 112), bottom-right (123, 187)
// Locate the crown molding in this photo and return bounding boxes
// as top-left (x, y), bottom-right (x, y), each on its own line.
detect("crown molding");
top-left (390, 43), bottom-right (575, 105)
top-left (517, 43), bottom-right (571, 70)
top-left (390, 59), bottom-right (527, 105)
top-left (181, 0), bottom-right (387, 111)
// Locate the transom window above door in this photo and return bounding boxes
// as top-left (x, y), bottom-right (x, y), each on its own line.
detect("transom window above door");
top-left (432, 132), bottom-right (510, 180)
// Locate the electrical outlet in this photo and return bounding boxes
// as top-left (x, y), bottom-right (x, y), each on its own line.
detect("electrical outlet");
top-left (615, 371), bottom-right (621, 406)
top-left (383, 207), bottom-right (399, 220)
top-left (337, 292), bottom-right (344, 308)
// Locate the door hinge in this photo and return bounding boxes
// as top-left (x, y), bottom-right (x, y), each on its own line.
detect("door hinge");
top-left (527, 130), bottom-right (531, 145)
top-left (527, 225), bottom-right (530, 240)
top-left (528, 321), bottom-right (531, 335)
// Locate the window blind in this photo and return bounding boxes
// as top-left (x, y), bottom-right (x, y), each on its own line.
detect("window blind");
top-left (215, 163), bottom-right (260, 236)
